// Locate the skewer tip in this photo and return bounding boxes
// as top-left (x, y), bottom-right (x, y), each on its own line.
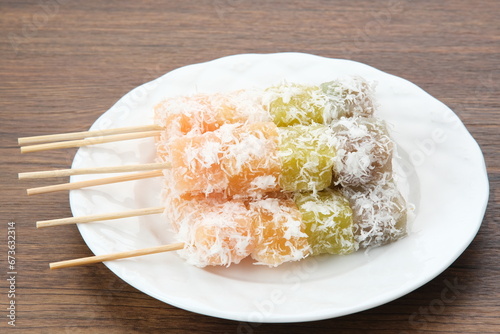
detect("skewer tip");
top-left (49, 262), bottom-right (64, 270)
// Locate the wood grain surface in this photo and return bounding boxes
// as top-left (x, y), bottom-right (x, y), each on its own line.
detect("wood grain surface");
top-left (1, 0), bottom-right (498, 333)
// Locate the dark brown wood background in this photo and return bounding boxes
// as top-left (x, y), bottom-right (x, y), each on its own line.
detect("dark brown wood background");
top-left (1, 0), bottom-right (498, 333)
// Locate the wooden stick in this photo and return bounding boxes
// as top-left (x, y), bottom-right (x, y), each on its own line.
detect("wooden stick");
top-left (19, 162), bottom-right (171, 179)
top-left (27, 170), bottom-right (163, 195)
top-left (18, 124), bottom-right (162, 145)
top-left (20, 130), bottom-right (161, 153)
top-left (50, 242), bottom-right (185, 269)
top-left (36, 206), bottom-right (165, 228)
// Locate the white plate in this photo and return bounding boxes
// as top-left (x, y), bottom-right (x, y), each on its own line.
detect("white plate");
top-left (69, 53), bottom-right (488, 323)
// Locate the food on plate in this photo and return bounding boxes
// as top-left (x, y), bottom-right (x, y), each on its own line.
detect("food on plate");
top-left (171, 191), bottom-right (354, 267)
top-left (157, 78), bottom-right (406, 267)
top-left (161, 119), bottom-right (394, 197)
top-left (154, 77), bottom-right (375, 153)
top-left (19, 74), bottom-right (409, 270)
top-left (168, 178), bottom-right (407, 268)
top-left (165, 122), bottom-right (337, 197)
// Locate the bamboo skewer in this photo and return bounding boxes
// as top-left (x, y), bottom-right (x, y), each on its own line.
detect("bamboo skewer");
top-left (18, 118), bottom-right (178, 269)
top-left (20, 130), bottom-right (161, 153)
top-left (19, 162), bottom-right (171, 179)
top-left (18, 124), bottom-right (162, 146)
top-left (36, 206), bottom-right (165, 228)
top-left (27, 170), bottom-right (164, 195)
top-left (50, 242), bottom-right (185, 269)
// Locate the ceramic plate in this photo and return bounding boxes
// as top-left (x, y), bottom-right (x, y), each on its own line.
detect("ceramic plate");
top-left (69, 53), bottom-right (488, 323)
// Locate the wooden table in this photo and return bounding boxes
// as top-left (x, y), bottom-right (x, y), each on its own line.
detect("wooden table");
top-left (1, 1), bottom-right (498, 333)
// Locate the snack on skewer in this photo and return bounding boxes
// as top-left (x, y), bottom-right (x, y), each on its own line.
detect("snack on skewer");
top-left (154, 77), bottom-right (375, 150)
top-left (170, 191), bottom-right (354, 267)
top-left (46, 173), bottom-right (410, 270)
top-left (159, 79), bottom-right (405, 267)
top-left (162, 119), bottom-right (394, 198)
top-left (18, 75), bottom-right (409, 270)
top-left (168, 180), bottom-right (407, 268)
top-left (22, 115), bottom-right (393, 197)
top-left (165, 122), bottom-right (337, 197)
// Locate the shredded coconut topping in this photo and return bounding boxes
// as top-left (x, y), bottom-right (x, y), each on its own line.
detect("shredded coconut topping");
top-left (154, 90), bottom-right (270, 137)
top-left (331, 117), bottom-right (394, 187)
top-left (167, 122), bottom-right (280, 198)
top-left (250, 198), bottom-right (310, 267)
top-left (154, 78), bottom-right (409, 268)
top-left (176, 196), bottom-right (255, 267)
top-left (341, 173), bottom-right (408, 249)
top-left (320, 76), bottom-right (376, 121)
